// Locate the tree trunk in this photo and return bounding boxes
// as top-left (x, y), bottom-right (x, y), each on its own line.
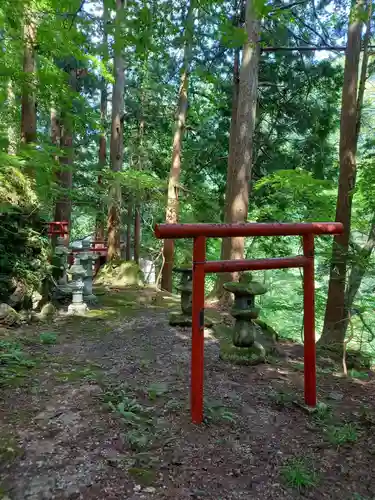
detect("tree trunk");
top-left (319, 1), bottom-right (364, 348)
top-left (344, 212), bottom-right (375, 327)
top-left (215, 46), bottom-right (241, 303)
top-left (227, 0), bottom-right (259, 273)
top-left (54, 69), bottom-right (76, 246)
top-left (107, 0), bottom-right (125, 262)
top-left (134, 208), bottom-right (141, 264)
top-left (95, 4), bottom-right (109, 242)
top-left (134, 113), bottom-right (144, 265)
top-left (96, 96), bottom-right (107, 241)
top-left (161, 0), bottom-right (195, 292)
top-left (126, 201), bottom-right (133, 261)
top-left (341, 2), bottom-right (373, 335)
top-left (21, 13), bottom-right (37, 147)
top-left (7, 80), bottom-right (17, 155)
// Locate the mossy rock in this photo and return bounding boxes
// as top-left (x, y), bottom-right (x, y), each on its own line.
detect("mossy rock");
top-left (37, 302), bottom-right (56, 321)
top-left (94, 260), bottom-right (144, 287)
top-left (0, 303), bottom-right (21, 327)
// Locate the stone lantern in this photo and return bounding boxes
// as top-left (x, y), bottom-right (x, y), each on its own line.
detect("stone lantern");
top-left (54, 236), bottom-right (69, 285)
top-left (67, 258), bottom-right (88, 315)
top-left (169, 266), bottom-right (212, 327)
top-left (79, 240), bottom-right (98, 304)
top-left (221, 274), bottom-right (277, 363)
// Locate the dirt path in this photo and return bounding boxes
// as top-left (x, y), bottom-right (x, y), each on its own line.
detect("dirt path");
top-left (1, 289), bottom-right (375, 499)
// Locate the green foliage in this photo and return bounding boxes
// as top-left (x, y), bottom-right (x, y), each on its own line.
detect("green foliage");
top-left (281, 457), bottom-right (319, 490)
top-left (0, 340), bottom-right (35, 386)
top-left (325, 423), bottom-right (358, 446)
top-left (254, 170), bottom-right (335, 223)
top-left (147, 382), bottom-right (168, 401)
top-left (269, 389), bottom-right (296, 408)
top-left (311, 402), bottom-right (332, 423)
top-left (0, 208), bottom-right (51, 302)
top-left (204, 399), bottom-right (236, 424)
top-left (39, 332), bottom-right (57, 345)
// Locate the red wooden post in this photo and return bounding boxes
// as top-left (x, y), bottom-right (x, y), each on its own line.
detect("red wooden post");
top-left (191, 236), bottom-right (206, 424)
top-left (303, 233), bottom-right (316, 406)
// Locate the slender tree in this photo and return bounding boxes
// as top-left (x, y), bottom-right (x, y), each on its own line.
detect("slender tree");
top-left (107, 0), bottom-right (125, 261)
top-left (134, 114), bottom-right (144, 265)
top-left (21, 10), bottom-right (37, 148)
top-left (7, 80), bottom-right (17, 155)
top-left (319, 0), bottom-right (365, 347)
top-left (126, 201), bottom-right (132, 260)
top-left (161, 0), bottom-right (195, 292)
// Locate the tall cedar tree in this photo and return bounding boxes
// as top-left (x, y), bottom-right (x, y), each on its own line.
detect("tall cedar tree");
top-left (161, 0), bottom-right (195, 292)
top-left (216, 0), bottom-right (242, 302)
top-left (319, 0), bottom-right (364, 347)
top-left (95, 3), bottom-right (109, 242)
top-left (107, 0), bottom-right (125, 261)
top-left (218, 0), bottom-right (260, 300)
top-left (54, 67), bottom-right (77, 244)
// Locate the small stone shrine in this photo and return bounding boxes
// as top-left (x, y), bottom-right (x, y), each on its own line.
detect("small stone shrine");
top-left (79, 240), bottom-right (98, 304)
top-left (219, 273), bottom-right (278, 364)
top-left (67, 258), bottom-right (88, 315)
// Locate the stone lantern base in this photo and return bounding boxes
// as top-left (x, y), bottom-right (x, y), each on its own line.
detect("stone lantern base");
top-left (213, 321), bottom-right (280, 365)
top-left (68, 302), bottom-right (88, 315)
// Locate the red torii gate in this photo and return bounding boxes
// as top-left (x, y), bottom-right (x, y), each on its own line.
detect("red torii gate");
top-left (154, 222), bottom-right (343, 424)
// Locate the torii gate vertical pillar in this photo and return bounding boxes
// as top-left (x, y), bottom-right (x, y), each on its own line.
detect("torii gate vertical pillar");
top-left (303, 233), bottom-right (316, 406)
top-left (191, 236), bottom-right (206, 424)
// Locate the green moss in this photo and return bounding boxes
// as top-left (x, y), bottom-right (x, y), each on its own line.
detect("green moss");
top-left (220, 342), bottom-right (265, 365)
top-left (128, 467), bottom-right (156, 485)
top-left (0, 435), bottom-right (23, 465)
top-left (95, 261), bottom-right (144, 287)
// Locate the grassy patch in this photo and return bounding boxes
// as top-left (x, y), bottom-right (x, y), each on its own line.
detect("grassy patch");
top-left (281, 457), bottom-right (319, 490)
top-left (325, 423), bottom-right (358, 446)
top-left (204, 399), bottom-right (236, 424)
top-left (311, 402), bottom-right (333, 423)
top-left (348, 369), bottom-right (369, 380)
top-left (147, 382), bottom-right (168, 401)
top-left (164, 399), bottom-right (183, 413)
top-left (101, 383), bottom-right (171, 455)
top-left (269, 389), bottom-right (296, 408)
top-left (55, 366), bottom-right (101, 383)
top-left (0, 340), bottom-right (36, 387)
top-left (39, 332), bottom-right (58, 345)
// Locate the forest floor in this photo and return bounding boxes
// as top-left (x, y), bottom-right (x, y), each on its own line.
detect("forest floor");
top-left (1, 286), bottom-right (375, 500)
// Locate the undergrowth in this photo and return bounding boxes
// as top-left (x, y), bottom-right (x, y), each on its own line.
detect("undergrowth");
top-left (0, 340), bottom-right (35, 385)
top-left (281, 457), bottom-right (319, 490)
